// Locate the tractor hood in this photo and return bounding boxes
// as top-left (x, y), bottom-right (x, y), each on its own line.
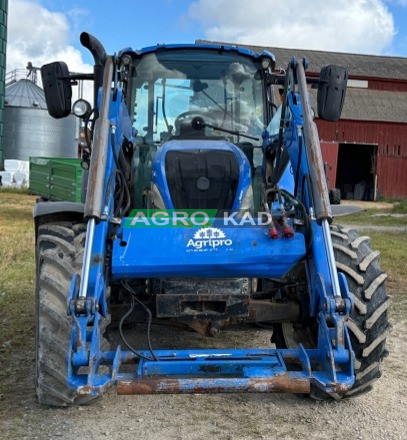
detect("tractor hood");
top-left (151, 140), bottom-right (252, 210)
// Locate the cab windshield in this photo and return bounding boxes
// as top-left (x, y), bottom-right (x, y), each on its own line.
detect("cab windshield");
top-left (129, 49), bottom-right (266, 147)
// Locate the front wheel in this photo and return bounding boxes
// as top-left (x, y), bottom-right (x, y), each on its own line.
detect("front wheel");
top-left (35, 221), bottom-right (110, 406)
top-left (273, 224), bottom-right (391, 399)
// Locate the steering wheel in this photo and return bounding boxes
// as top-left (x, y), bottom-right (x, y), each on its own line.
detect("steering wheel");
top-left (174, 111), bottom-right (217, 133)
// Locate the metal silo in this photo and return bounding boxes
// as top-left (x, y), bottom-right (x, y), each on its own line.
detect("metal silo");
top-left (0, 0), bottom-right (7, 168)
top-left (3, 76), bottom-right (78, 161)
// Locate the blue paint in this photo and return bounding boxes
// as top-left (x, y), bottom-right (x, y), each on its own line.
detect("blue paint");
top-left (111, 225), bottom-right (306, 279)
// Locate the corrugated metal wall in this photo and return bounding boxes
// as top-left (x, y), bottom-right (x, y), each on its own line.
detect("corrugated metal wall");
top-left (367, 79), bottom-right (407, 92)
top-left (3, 107), bottom-right (77, 161)
top-left (0, 0), bottom-right (7, 169)
top-left (317, 119), bottom-right (407, 198)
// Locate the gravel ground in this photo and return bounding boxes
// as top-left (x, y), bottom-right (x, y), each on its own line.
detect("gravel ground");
top-left (1, 318), bottom-right (406, 440)
top-left (340, 224), bottom-right (407, 232)
top-left (331, 204), bottom-right (363, 217)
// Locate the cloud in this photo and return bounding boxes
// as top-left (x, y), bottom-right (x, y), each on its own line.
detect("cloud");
top-left (187, 0), bottom-right (396, 54)
top-left (7, 0), bottom-right (92, 99)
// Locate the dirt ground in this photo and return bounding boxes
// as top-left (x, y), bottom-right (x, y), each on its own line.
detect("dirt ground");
top-left (1, 315), bottom-right (406, 440)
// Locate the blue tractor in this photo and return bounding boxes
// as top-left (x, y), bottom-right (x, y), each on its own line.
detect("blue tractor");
top-left (34, 33), bottom-right (390, 405)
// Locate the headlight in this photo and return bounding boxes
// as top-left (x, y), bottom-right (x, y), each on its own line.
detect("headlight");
top-left (72, 99), bottom-right (91, 118)
top-left (261, 57), bottom-right (272, 70)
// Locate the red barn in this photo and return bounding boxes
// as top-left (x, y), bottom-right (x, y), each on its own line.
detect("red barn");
top-left (199, 41), bottom-right (407, 200)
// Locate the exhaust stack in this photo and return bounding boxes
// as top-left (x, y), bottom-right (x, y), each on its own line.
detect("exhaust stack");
top-left (80, 32), bottom-right (107, 107)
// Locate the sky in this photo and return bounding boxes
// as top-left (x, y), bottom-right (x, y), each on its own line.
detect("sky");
top-left (6, 0), bottom-right (407, 76)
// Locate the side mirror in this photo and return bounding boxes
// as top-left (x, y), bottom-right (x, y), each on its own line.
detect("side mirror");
top-left (317, 65), bottom-right (348, 122)
top-left (41, 62), bottom-right (72, 119)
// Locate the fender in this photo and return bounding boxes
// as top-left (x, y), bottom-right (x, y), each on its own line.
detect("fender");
top-left (33, 201), bottom-right (84, 237)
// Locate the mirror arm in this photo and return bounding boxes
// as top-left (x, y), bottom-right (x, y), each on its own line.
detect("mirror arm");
top-left (60, 73), bottom-right (95, 82)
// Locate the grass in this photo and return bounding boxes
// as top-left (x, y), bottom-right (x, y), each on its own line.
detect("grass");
top-left (339, 210), bottom-right (407, 227)
top-left (0, 192), bottom-right (36, 347)
top-left (337, 199), bottom-right (407, 314)
top-left (351, 229), bottom-right (407, 319)
top-left (338, 199), bottom-right (407, 227)
top-left (0, 190), bottom-right (37, 403)
top-left (337, 199), bottom-right (407, 315)
top-left (0, 187), bottom-right (29, 195)
top-left (390, 200), bottom-right (407, 214)
top-left (365, 231), bottom-right (407, 284)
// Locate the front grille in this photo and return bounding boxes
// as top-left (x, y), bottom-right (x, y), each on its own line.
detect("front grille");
top-left (165, 149), bottom-right (239, 209)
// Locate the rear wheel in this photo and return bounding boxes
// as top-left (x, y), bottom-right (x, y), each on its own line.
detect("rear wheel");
top-left (35, 221), bottom-right (110, 406)
top-left (273, 224), bottom-right (391, 399)
top-left (329, 188), bottom-right (341, 205)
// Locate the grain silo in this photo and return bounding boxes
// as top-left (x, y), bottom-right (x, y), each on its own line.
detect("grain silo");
top-left (3, 75), bottom-right (78, 161)
top-left (0, 0), bottom-right (7, 168)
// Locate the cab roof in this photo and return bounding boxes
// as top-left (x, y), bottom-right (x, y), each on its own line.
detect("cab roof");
top-left (118, 43), bottom-right (275, 66)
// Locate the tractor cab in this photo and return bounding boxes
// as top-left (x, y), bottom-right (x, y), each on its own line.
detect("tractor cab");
top-left (121, 46), bottom-right (275, 210)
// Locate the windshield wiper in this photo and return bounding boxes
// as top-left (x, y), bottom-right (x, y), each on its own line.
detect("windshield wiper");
top-left (191, 116), bottom-right (260, 142)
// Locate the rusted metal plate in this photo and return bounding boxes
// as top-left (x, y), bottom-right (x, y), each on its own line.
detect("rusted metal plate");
top-left (117, 377), bottom-right (311, 395)
top-left (247, 300), bottom-right (299, 323)
top-left (296, 62), bottom-right (332, 223)
top-left (84, 56), bottom-right (114, 220)
top-left (156, 293), bottom-right (250, 319)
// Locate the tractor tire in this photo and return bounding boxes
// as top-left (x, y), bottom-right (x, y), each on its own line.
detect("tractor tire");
top-left (329, 188), bottom-right (341, 205)
top-left (35, 221), bottom-right (110, 406)
top-left (273, 224), bottom-right (391, 400)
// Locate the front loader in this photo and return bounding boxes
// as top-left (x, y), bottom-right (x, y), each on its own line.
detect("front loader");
top-left (34, 32), bottom-right (390, 405)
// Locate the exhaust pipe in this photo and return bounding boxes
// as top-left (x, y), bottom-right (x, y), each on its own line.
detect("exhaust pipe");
top-left (80, 32), bottom-right (107, 107)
